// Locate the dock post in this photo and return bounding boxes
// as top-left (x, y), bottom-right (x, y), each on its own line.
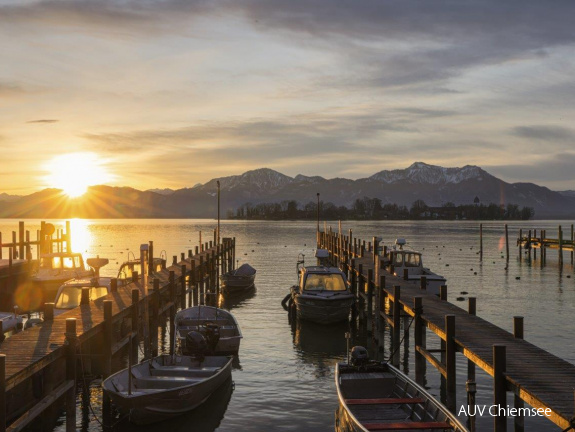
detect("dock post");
top-left (403, 268), bottom-right (409, 281)
top-left (110, 278), bottom-right (117, 293)
top-left (505, 224), bottom-right (509, 263)
top-left (493, 344), bottom-right (507, 432)
top-left (199, 255), bottom-right (205, 305)
top-left (357, 264), bottom-right (364, 321)
top-left (152, 279), bottom-right (160, 357)
top-left (392, 286), bottom-right (400, 367)
top-left (181, 265), bottom-right (187, 309)
top-left (480, 224), bottom-right (483, 262)
top-left (65, 318), bottom-right (77, 432)
top-left (131, 289), bottom-right (139, 362)
top-left (0, 355), bottom-right (5, 432)
top-left (191, 260), bottom-right (197, 307)
top-left (420, 276), bottom-right (427, 291)
top-left (519, 228), bottom-right (523, 261)
top-left (414, 297), bottom-right (425, 386)
top-left (533, 229), bottom-right (537, 261)
top-left (169, 271), bottom-right (176, 355)
top-left (440, 285), bottom-right (447, 301)
top-left (559, 225), bottom-right (563, 267)
top-left (466, 380), bottom-right (477, 432)
top-left (528, 230), bottom-right (532, 262)
top-left (378, 275), bottom-right (386, 350)
top-left (446, 315), bottom-right (456, 413)
top-left (102, 300), bottom-right (113, 428)
top-left (44, 302), bottom-right (54, 321)
top-left (18, 221), bottom-right (24, 260)
top-left (571, 224), bottom-right (574, 265)
top-left (513, 316), bottom-right (524, 432)
top-left (468, 298), bottom-right (476, 381)
top-left (367, 269), bottom-right (374, 334)
top-left (81, 287), bottom-right (90, 305)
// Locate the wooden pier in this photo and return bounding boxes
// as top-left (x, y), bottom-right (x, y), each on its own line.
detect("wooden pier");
top-left (516, 224), bottom-right (575, 266)
top-left (0, 235), bottom-right (235, 431)
top-left (318, 229), bottom-right (575, 432)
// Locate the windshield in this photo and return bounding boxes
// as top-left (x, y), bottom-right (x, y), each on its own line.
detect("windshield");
top-left (304, 274), bottom-right (347, 291)
top-left (118, 262), bottom-right (142, 281)
top-left (55, 286), bottom-right (108, 309)
top-left (404, 253), bottom-right (421, 267)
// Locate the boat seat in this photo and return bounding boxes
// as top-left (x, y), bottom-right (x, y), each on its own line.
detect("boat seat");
top-left (345, 397), bottom-right (425, 405)
top-left (363, 422), bottom-right (453, 431)
top-left (150, 367), bottom-right (219, 378)
top-left (134, 376), bottom-right (203, 390)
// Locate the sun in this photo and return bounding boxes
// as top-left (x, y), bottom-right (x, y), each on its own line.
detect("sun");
top-left (43, 152), bottom-right (114, 197)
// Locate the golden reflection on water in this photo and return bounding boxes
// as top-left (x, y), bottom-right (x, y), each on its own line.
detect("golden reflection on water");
top-left (69, 219), bottom-right (94, 254)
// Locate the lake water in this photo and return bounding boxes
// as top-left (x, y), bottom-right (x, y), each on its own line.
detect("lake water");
top-left (1, 219), bottom-right (573, 432)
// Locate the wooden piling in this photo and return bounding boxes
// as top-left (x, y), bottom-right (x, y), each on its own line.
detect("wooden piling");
top-left (445, 315), bottom-right (456, 413)
top-left (392, 286), bottom-right (401, 367)
top-left (367, 269), bottom-right (374, 332)
top-left (0, 354), bottom-right (5, 432)
top-left (181, 264), bottom-right (187, 308)
top-left (468, 298), bottom-right (476, 381)
top-left (513, 316), bottom-right (525, 432)
top-left (493, 344), bottom-right (507, 432)
top-left (480, 224), bottom-right (483, 262)
top-left (65, 318), bottom-right (77, 432)
top-left (420, 276), bottom-right (427, 291)
top-left (131, 289), bottom-right (139, 362)
top-left (102, 301), bottom-right (113, 428)
top-left (440, 285), bottom-right (447, 301)
top-left (559, 225), bottom-right (563, 266)
top-left (169, 270), bottom-right (176, 355)
top-left (414, 297), bottom-right (425, 385)
top-left (44, 302), bottom-right (54, 321)
top-left (152, 279), bottom-right (160, 357)
top-left (505, 224), bottom-right (509, 263)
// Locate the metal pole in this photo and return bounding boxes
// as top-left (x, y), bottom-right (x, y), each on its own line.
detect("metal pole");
top-left (217, 180), bottom-right (221, 245)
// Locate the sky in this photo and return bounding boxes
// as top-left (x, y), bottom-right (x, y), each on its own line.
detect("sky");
top-left (1, 0), bottom-right (575, 194)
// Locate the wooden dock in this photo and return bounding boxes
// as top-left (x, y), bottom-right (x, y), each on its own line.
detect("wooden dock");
top-left (516, 224), bottom-right (575, 266)
top-left (318, 229), bottom-right (575, 432)
top-left (0, 236), bottom-right (235, 431)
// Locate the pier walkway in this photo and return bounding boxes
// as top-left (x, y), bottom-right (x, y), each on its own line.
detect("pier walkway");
top-left (320, 230), bottom-right (575, 431)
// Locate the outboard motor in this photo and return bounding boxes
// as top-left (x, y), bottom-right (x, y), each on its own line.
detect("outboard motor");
top-left (204, 323), bottom-right (221, 353)
top-left (185, 331), bottom-right (208, 361)
top-left (350, 346), bottom-right (369, 367)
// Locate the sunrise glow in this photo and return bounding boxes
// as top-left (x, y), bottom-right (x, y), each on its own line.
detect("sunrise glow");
top-left (43, 153), bottom-right (114, 197)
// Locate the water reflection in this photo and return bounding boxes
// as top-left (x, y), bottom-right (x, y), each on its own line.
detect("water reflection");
top-left (112, 377), bottom-right (234, 432)
top-left (292, 320), bottom-right (349, 376)
top-left (220, 286), bottom-right (256, 311)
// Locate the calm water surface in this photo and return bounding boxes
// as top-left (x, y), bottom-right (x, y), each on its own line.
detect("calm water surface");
top-left (1, 219), bottom-right (573, 432)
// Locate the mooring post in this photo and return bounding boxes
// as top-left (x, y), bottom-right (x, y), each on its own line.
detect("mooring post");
top-left (466, 380), bottom-right (477, 432)
top-left (493, 344), bottom-right (507, 432)
top-left (131, 289), bottom-right (139, 362)
top-left (420, 276), bottom-right (427, 291)
top-left (440, 285), bottom-right (447, 301)
top-left (528, 230), bottom-right (532, 262)
top-left (533, 229), bottom-right (537, 260)
top-left (468, 298), bottom-right (476, 381)
top-left (172, 255), bottom-right (177, 266)
top-left (0, 354), bottom-right (5, 432)
top-left (169, 270), bottom-right (176, 355)
top-left (480, 223), bottom-right (483, 262)
top-left (102, 301), bottom-right (113, 428)
top-left (18, 221), bottom-right (24, 260)
top-left (110, 278), bottom-right (117, 293)
top-left (80, 287), bottom-right (90, 305)
top-left (367, 268), bottom-right (374, 333)
top-left (44, 302), bottom-right (54, 321)
top-left (414, 297), bottom-right (425, 385)
top-left (513, 316), bottom-right (525, 432)
top-left (152, 279), bottom-right (160, 357)
top-left (65, 318), bottom-right (77, 432)
top-left (519, 228), bottom-right (523, 261)
top-left (559, 225), bottom-right (563, 267)
top-left (132, 270), bottom-right (138, 284)
top-left (446, 315), bottom-right (456, 413)
top-left (392, 286), bottom-right (401, 367)
top-left (403, 268), bottom-right (409, 281)
top-left (191, 260), bottom-right (197, 306)
top-left (505, 224), bottom-right (509, 263)
top-left (571, 224), bottom-right (574, 265)
top-left (181, 264), bottom-right (187, 309)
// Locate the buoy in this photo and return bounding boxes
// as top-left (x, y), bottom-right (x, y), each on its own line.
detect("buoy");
top-left (515, 276), bottom-right (520, 280)
top-left (456, 297), bottom-right (465, 301)
top-left (445, 264), bottom-right (449, 266)
top-left (460, 291), bottom-right (468, 294)
top-left (474, 272), bottom-right (477, 275)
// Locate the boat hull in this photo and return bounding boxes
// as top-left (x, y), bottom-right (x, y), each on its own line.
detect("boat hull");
top-left (293, 292), bottom-right (354, 325)
top-left (103, 355), bottom-right (233, 425)
top-left (220, 274), bottom-right (256, 295)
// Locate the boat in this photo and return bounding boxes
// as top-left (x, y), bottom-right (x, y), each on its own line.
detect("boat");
top-left (53, 277), bottom-right (113, 316)
top-left (336, 346), bottom-right (468, 432)
top-left (220, 263), bottom-right (256, 295)
top-left (175, 306), bottom-right (242, 355)
top-left (102, 354), bottom-right (233, 425)
top-left (30, 252), bottom-right (94, 304)
top-left (286, 249), bottom-right (355, 325)
top-left (116, 256), bottom-right (166, 285)
top-left (0, 307), bottom-right (23, 339)
top-left (387, 239), bottom-right (446, 296)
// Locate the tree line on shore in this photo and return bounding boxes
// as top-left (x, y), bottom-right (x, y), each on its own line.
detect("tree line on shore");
top-left (227, 197), bottom-right (535, 220)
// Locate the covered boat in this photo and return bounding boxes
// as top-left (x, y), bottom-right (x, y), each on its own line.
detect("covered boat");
top-left (220, 263), bottom-right (256, 295)
top-left (175, 306), bottom-right (242, 355)
top-left (102, 354), bottom-right (233, 425)
top-left (336, 346), bottom-right (467, 432)
top-left (287, 250), bottom-right (354, 325)
top-left (387, 239), bottom-right (446, 296)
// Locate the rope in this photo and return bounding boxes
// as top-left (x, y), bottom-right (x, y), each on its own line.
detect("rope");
top-left (383, 315), bottom-right (415, 364)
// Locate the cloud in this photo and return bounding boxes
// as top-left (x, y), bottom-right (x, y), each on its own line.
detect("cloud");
top-left (26, 119), bottom-right (59, 124)
top-left (512, 125), bottom-right (575, 142)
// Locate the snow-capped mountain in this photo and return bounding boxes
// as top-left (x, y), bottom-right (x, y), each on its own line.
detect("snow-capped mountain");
top-left (369, 162), bottom-right (486, 184)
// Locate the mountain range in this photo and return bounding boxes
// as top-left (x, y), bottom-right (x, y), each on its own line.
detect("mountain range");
top-left (1, 162), bottom-right (574, 218)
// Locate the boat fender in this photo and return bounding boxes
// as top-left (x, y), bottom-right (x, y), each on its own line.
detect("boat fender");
top-left (281, 293), bottom-right (291, 311)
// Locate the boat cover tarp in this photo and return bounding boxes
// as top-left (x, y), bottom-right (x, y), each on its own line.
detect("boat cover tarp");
top-left (233, 263), bottom-right (256, 276)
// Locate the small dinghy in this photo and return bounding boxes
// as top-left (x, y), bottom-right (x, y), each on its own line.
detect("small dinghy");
top-left (220, 263), bottom-right (256, 295)
top-left (175, 306), bottom-right (242, 355)
top-left (336, 346), bottom-right (467, 432)
top-left (103, 354), bottom-right (232, 425)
